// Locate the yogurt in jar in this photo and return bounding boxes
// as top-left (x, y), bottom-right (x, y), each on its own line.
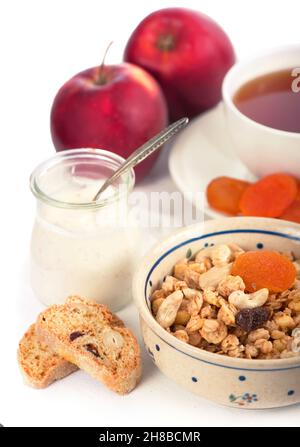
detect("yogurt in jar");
top-left (30, 149), bottom-right (139, 311)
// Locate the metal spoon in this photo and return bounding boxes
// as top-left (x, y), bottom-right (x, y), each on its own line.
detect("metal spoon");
top-left (92, 117), bottom-right (189, 201)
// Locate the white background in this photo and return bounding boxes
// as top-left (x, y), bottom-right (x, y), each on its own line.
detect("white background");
top-left (1, 0), bottom-right (300, 427)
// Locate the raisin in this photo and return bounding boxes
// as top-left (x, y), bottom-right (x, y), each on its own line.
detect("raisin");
top-left (236, 307), bottom-right (270, 332)
top-left (69, 331), bottom-right (84, 341)
top-left (84, 343), bottom-right (100, 357)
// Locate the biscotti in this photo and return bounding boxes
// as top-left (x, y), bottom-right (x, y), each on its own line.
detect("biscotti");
top-left (36, 297), bottom-right (142, 394)
top-left (65, 295), bottom-right (125, 328)
top-left (18, 324), bottom-right (78, 388)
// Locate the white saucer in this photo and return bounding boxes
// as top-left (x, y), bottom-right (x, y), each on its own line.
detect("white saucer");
top-left (169, 102), bottom-right (256, 219)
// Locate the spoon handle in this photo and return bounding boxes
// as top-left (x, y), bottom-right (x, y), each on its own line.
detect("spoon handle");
top-left (93, 117), bottom-right (189, 201)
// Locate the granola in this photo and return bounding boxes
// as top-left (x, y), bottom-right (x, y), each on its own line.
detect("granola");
top-left (151, 243), bottom-right (300, 359)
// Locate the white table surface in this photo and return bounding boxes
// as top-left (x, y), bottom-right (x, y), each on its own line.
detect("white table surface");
top-left (1, 0), bottom-right (300, 427)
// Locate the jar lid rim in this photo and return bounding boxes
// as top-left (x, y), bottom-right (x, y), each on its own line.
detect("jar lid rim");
top-left (30, 148), bottom-right (135, 209)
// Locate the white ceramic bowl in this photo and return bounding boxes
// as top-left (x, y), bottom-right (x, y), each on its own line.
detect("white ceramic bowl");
top-left (133, 217), bottom-right (300, 408)
top-left (223, 45), bottom-right (300, 178)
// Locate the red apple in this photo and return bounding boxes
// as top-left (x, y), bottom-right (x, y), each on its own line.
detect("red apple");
top-left (124, 8), bottom-right (235, 121)
top-left (50, 63), bottom-right (168, 180)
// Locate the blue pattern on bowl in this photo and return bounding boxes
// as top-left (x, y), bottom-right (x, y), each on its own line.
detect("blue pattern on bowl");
top-left (135, 220), bottom-right (300, 408)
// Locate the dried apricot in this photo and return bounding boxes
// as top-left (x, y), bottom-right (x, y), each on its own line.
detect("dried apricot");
top-left (231, 250), bottom-right (296, 293)
top-left (280, 198), bottom-right (300, 223)
top-left (239, 173), bottom-right (298, 217)
top-left (296, 181), bottom-right (300, 199)
top-left (207, 176), bottom-right (250, 215)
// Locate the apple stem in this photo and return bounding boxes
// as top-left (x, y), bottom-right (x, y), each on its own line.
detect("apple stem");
top-left (157, 35), bottom-right (175, 51)
top-left (96, 41), bottom-right (113, 85)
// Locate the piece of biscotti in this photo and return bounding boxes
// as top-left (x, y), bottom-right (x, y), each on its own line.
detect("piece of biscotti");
top-left (65, 295), bottom-right (125, 328)
top-left (18, 324), bottom-right (78, 389)
top-left (36, 298), bottom-right (142, 394)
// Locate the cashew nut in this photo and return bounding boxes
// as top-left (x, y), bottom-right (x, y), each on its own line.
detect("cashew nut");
top-left (199, 263), bottom-right (232, 290)
top-left (156, 290), bottom-right (183, 328)
top-left (182, 287), bottom-right (201, 299)
top-left (195, 246), bottom-right (214, 263)
top-left (228, 288), bottom-right (269, 309)
top-left (211, 244), bottom-right (232, 266)
top-left (228, 243), bottom-right (245, 259)
top-left (195, 244), bottom-right (232, 267)
top-left (291, 328), bottom-right (300, 353)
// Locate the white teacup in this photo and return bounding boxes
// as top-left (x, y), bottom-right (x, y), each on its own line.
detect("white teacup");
top-left (222, 45), bottom-right (300, 178)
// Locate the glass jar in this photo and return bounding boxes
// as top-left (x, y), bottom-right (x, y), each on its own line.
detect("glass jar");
top-left (30, 148), bottom-right (139, 311)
